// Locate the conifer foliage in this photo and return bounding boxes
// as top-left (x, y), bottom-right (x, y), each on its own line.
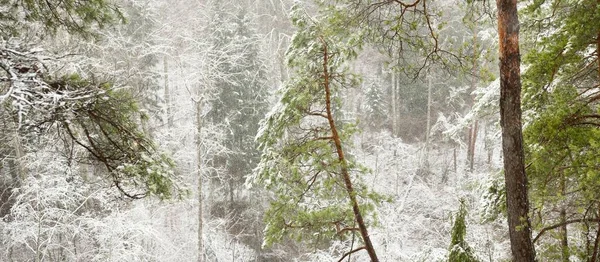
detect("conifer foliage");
top-left (250, 4), bottom-right (384, 261)
top-left (0, 0), bottom-right (181, 199)
top-left (448, 199), bottom-right (479, 262)
top-left (522, 0), bottom-right (600, 260)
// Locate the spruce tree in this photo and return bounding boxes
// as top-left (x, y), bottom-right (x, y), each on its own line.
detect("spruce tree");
top-left (204, 3), bottom-right (269, 206)
top-left (448, 199), bottom-right (479, 262)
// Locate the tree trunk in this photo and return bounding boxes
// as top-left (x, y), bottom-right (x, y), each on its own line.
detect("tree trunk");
top-left (321, 39), bottom-right (379, 262)
top-left (466, 29), bottom-right (479, 172)
top-left (594, 20), bottom-right (600, 262)
top-left (10, 119), bottom-right (24, 180)
top-left (483, 120), bottom-right (493, 168)
top-left (591, 211), bottom-right (600, 262)
top-left (560, 175), bottom-right (569, 262)
top-left (453, 145), bottom-right (457, 173)
top-left (467, 121), bottom-right (478, 171)
top-left (425, 76), bottom-right (432, 169)
top-left (497, 0), bottom-right (535, 261)
top-left (597, 7), bottom-right (600, 80)
top-left (164, 57), bottom-right (173, 128)
top-left (196, 98), bottom-right (204, 262)
top-left (391, 71), bottom-right (397, 137)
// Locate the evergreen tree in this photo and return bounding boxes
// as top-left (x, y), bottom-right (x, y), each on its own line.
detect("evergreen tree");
top-left (205, 4), bottom-right (269, 204)
top-left (448, 199), bottom-right (479, 262)
top-left (363, 78), bottom-right (388, 131)
top-left (0, 0), bottom-right (181, 199)
top-left (0, 0), bottom-right (124, 38)
top-left (249, 4), bottom-right (384, 260)
top-left (522, 0), bottom-right (600, 260)
top-left (496, 0), bottom-right (536, 259)
top-left (200, 2), bottom-right (274, 259)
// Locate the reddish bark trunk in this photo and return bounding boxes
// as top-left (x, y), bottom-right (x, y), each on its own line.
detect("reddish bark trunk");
top-left (321, 38), bottom-right (379, 262)
top-left (496, 0), bottom-right (535, 261)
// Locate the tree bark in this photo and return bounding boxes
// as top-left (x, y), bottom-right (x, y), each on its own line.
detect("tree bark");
top-left (560, 176), bottom-right (569, 262)
top-left (496, 0), bottom-right (535, 261)
top-left (10, 119), bottom-right (24, 180)
top-left (591, 217), bottom-right (600, 262)
top-left (597, 8), bottom-right (600, 79)
top-left (164, 57), bottom-right (174, 128)
top-left (196, 98), bottom-right (204, 262)
top-left (391, 71), bottom-right (397, 137)
top-left (467, 121), bottom-right (478, 171)
top-left (466, 28), bottom-right (478, 172)
top-left (425, 76), bottom-right (432, 168)
top-left (321, 38), bottom-right (379, 262)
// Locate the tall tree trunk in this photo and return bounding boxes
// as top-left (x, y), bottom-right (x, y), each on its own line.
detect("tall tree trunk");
top-left (425, 76), bottom-right (432, 169)
top-left (321, 39), bottom-right (379, 262)
top-left (597, 9), bottom-right (600, 79)
top-left (453, 145), bottom-right (457, 173)
top-left (467, 121), bottom-right (478, 171)
top-left (592, 208), bottom-right (600, 262)
top-left (164, 57), bottom-right (174, 128)
top-left (483, 120), bottom-right (493, 168)
top-left (593, 22), bottom-right (600, 262)
top-left (466, 29), bottom-right (479, 172)
top-left (560, 175), bottom-right (569, 262)
top-left (196, 98), bottom-right (204, 262)
top-left (10, 119), bottom-right (23, 180)
top-left (496, 0), bottom-right (535, 261)
top-left (391, 71), bottom-right (397, 137)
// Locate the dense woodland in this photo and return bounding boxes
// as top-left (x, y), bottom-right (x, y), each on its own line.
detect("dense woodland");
top-left (0, 0), bottom-right (599, 261)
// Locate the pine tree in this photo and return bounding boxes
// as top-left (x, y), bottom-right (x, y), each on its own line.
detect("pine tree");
top-left (249, 4), bottom-right (384, 261)
top-left (521, 0), bottom-right (600, 260)
top-left (0, 0), bottom-right (124, 38)
top-left (0, 0), bottom-right (181, 199)
top-left (496, 1), bottom-right (535, 260)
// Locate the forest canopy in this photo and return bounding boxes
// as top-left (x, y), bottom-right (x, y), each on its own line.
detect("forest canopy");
top-left (0, 0), bottom-right (599, 261)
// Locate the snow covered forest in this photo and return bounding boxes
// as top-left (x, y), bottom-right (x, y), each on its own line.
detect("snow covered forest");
top-left (1, 0), bottom-right (599, 261)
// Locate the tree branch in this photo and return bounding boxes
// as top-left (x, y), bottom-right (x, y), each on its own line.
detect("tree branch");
top-left (337, 246), bottom-right (366, 262)
top-left (534, 218), bottom-right (600, 243)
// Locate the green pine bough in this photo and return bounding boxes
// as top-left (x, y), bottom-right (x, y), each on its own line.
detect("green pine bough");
top-left (248, 5), bottom-right (385, 261)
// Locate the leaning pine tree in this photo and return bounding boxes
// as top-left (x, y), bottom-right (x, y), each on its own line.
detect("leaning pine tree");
top-left (248, 4), bottom-right (384, 261)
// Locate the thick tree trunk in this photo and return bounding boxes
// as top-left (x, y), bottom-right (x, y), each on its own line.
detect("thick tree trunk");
top-left (496, 1), bottom-right (535, 261)
top-left (321, 39), bottom-right (379, 262)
